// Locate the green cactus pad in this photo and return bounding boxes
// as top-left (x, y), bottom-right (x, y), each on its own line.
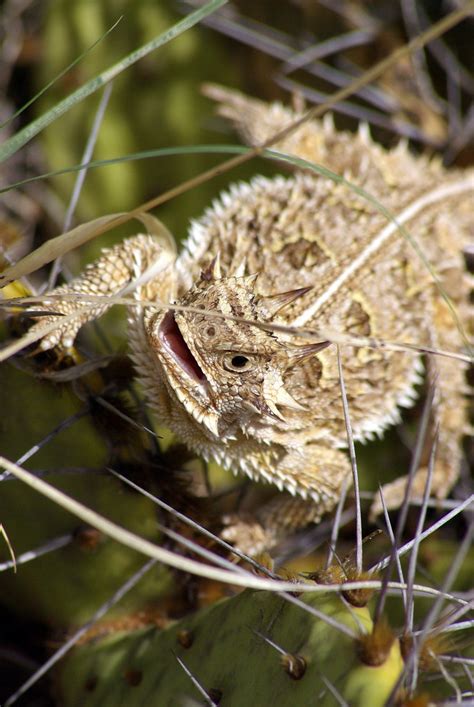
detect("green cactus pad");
top-left (57, 588), bottom-right (403, 706)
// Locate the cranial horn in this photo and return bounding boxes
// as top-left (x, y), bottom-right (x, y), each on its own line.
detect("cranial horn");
top-left (260, 286), bottom-right (312, 318)
top-left (287, 341), bottom-right (331, 363)
top-left (201, 252), bottom-right (222, 281)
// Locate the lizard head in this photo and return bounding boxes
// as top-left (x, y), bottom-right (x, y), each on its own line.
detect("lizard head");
top-left (147, 257), bottom-right (328, 439)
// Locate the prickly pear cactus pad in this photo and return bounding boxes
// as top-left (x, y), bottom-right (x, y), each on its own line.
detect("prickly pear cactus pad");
top-left (57, 589), bottom-right (403, 707)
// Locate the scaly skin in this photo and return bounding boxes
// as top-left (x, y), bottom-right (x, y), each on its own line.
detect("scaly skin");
top-left (28, 87), bottom-right (473, 552)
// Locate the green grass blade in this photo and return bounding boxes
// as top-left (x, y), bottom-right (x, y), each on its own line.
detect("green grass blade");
top-left (0, 142), bottom-right (384, 195)
top-left (0, 0), bottom-right (228, 163)
top-left (0, 145), bottom-right (250, 195)
top-left (0, 17), bottom-right (123, 133)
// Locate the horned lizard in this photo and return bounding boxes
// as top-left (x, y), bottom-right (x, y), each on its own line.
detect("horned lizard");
top-left (25, 86), bottom-right (473, 553)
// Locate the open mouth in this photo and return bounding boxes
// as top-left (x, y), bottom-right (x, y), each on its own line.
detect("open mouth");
top-left (158, 311), bottom-right (207, 385)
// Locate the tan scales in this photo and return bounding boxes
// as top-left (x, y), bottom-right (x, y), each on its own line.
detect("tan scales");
top-left (28, 87), bottom-right (473, 552)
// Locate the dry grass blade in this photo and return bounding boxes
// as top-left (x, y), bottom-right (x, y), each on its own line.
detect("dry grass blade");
top-left (441, 656), bottom-right (474, 668)
top-left (0, 455), bottom-right (366, 595)
top-left (63, 84), bottom-right (114, 235)
top-left (110, 470), bottom-right (359, 638)
top-left (1, 466), bottom-right (107, 481)
top-left (159, 520), bottom-right (359, 640)
top-left (0, 523), bottom-right (16, 573)
top-left (0, 303), bottom-right (105, 361)
top-left (0, 212), bottom-right (174, 287)
top-left (0, 456), bottom-right (448, 605)
top-left (157, 523), bottom-right (252, 576)
top-left (275, 75), bottom-right (437, 145)
top-left (1, 294), bottom-right (471, 367)
top-left (0, 455), bottom-right (283, 591)
top-left (10, 354), bottom-right (118, 382)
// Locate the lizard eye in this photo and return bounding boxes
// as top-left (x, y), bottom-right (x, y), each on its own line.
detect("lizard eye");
top-left (223, 353), bottom-right (253, 372)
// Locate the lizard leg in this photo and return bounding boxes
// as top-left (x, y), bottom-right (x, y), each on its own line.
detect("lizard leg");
top-left (222, 445), bottom-right (352, 554)
top-left (27, 234), bottom-right (176, 351)
top-left (202, 83), bottom-right (367, 171)
top-left (221, 494), bottom-right (331, 556)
